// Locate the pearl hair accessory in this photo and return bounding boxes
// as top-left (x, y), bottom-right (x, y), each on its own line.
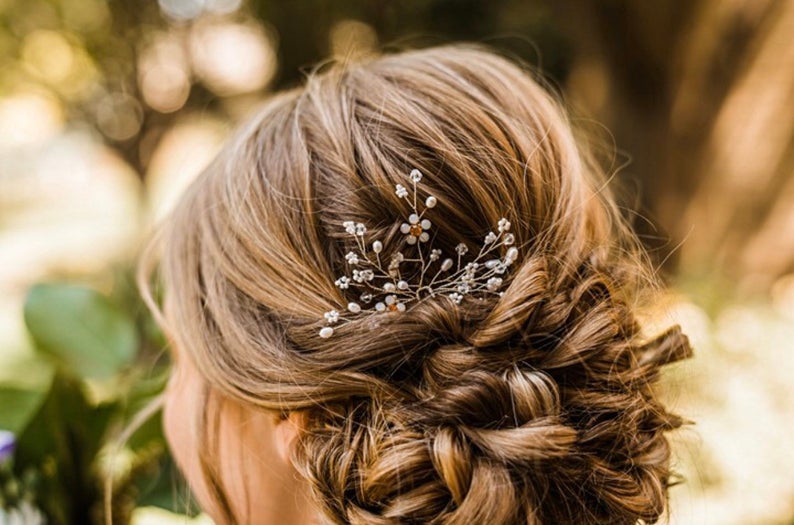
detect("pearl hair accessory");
top-left (318, 168), bottom-right (519, 338)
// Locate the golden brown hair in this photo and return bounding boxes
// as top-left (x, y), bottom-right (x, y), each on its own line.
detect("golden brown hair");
top-left (138, 43), bottom-right (693, 524)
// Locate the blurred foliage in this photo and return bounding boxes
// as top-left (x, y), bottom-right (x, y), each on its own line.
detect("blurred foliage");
top-left (0, 275), bottom-right (198, 523)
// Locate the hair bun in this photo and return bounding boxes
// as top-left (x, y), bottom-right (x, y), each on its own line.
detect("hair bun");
top-left (418, 368), bottom-right (578, 464)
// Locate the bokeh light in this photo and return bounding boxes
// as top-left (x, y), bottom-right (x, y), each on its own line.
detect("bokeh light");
top-left (21, 30), bottom-right (75, 84)
top-left (188, 18), bottom-right (277, 96)
top-left (95, 92), bottom-right (144, 142)
top-left (329, 19), bottom-right (378, 58)
top-left (19, 29), bottom-right (98, 100)
top-left (158, 0), bottom-right (244, 20)
top-left (0, 90), bottom-right (64, 148)
top-left (138, 32), bottom-right (192, 113)
top-left (158, 0), bottom-right (204, 21)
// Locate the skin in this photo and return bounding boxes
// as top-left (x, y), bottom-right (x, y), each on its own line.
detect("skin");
top-left (162, 342), bottom-right (319, 524)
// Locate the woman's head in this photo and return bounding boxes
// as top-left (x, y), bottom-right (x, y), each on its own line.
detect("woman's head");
top-left (138, 43), bottom-right (693, 524)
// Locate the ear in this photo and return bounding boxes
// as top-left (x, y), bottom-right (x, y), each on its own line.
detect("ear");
top-left (272, 410), bottom-right (306, 464)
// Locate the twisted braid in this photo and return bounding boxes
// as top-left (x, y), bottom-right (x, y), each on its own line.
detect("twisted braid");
top-left (292, 249), bottom-right (690, 524)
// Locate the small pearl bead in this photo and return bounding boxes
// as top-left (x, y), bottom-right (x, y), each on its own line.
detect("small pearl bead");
top-left (425, 195), bottom-right (437, 208)
top-left (372, 240), bottom-right (383, 253)
top-left (348, 302), bottom-right (361, 313)
top-left (319, 327), bottom-right (334, 338)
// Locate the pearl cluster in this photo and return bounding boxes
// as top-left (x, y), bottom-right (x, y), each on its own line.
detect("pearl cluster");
top-left (318, 168), bottom-right (519, 338)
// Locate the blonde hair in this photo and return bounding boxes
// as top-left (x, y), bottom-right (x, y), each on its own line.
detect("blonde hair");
top-left (138, 43), bottom-right (693, 524)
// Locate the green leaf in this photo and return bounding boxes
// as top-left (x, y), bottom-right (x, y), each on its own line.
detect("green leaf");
top-left (13, 374), bottom-right (107, 525)
top-left (0, 387), bottom-right (47, 434)
top-left (23, 283), bottom-right (139, 380)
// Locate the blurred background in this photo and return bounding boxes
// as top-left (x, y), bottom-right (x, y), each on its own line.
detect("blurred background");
top-left (0, 0), bottom-right (792, 523)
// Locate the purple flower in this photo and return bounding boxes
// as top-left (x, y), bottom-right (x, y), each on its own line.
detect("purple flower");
top-left (0, 430), bottom-right (15, 462)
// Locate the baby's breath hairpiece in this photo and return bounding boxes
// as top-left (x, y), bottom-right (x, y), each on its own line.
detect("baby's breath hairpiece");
top-left (319, 168), bottom-right (518, 338)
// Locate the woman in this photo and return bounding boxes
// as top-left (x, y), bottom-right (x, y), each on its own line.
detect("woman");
top-left (137, 44), bottom-right (693, 524)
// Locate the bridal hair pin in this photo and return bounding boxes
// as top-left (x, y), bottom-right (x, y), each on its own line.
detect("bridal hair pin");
top-left (318, 168), bottom-right (519, 338)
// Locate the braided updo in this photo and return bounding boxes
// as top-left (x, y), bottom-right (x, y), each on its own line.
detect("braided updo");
top-left (139, 44), bottom-right (693, 524)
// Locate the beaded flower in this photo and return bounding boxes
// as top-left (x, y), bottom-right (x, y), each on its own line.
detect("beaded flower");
top-left (319, 168), bottom-right (519, 338)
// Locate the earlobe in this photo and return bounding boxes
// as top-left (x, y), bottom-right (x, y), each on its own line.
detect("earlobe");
top-left (273, 410), bottom-right (306, 464)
